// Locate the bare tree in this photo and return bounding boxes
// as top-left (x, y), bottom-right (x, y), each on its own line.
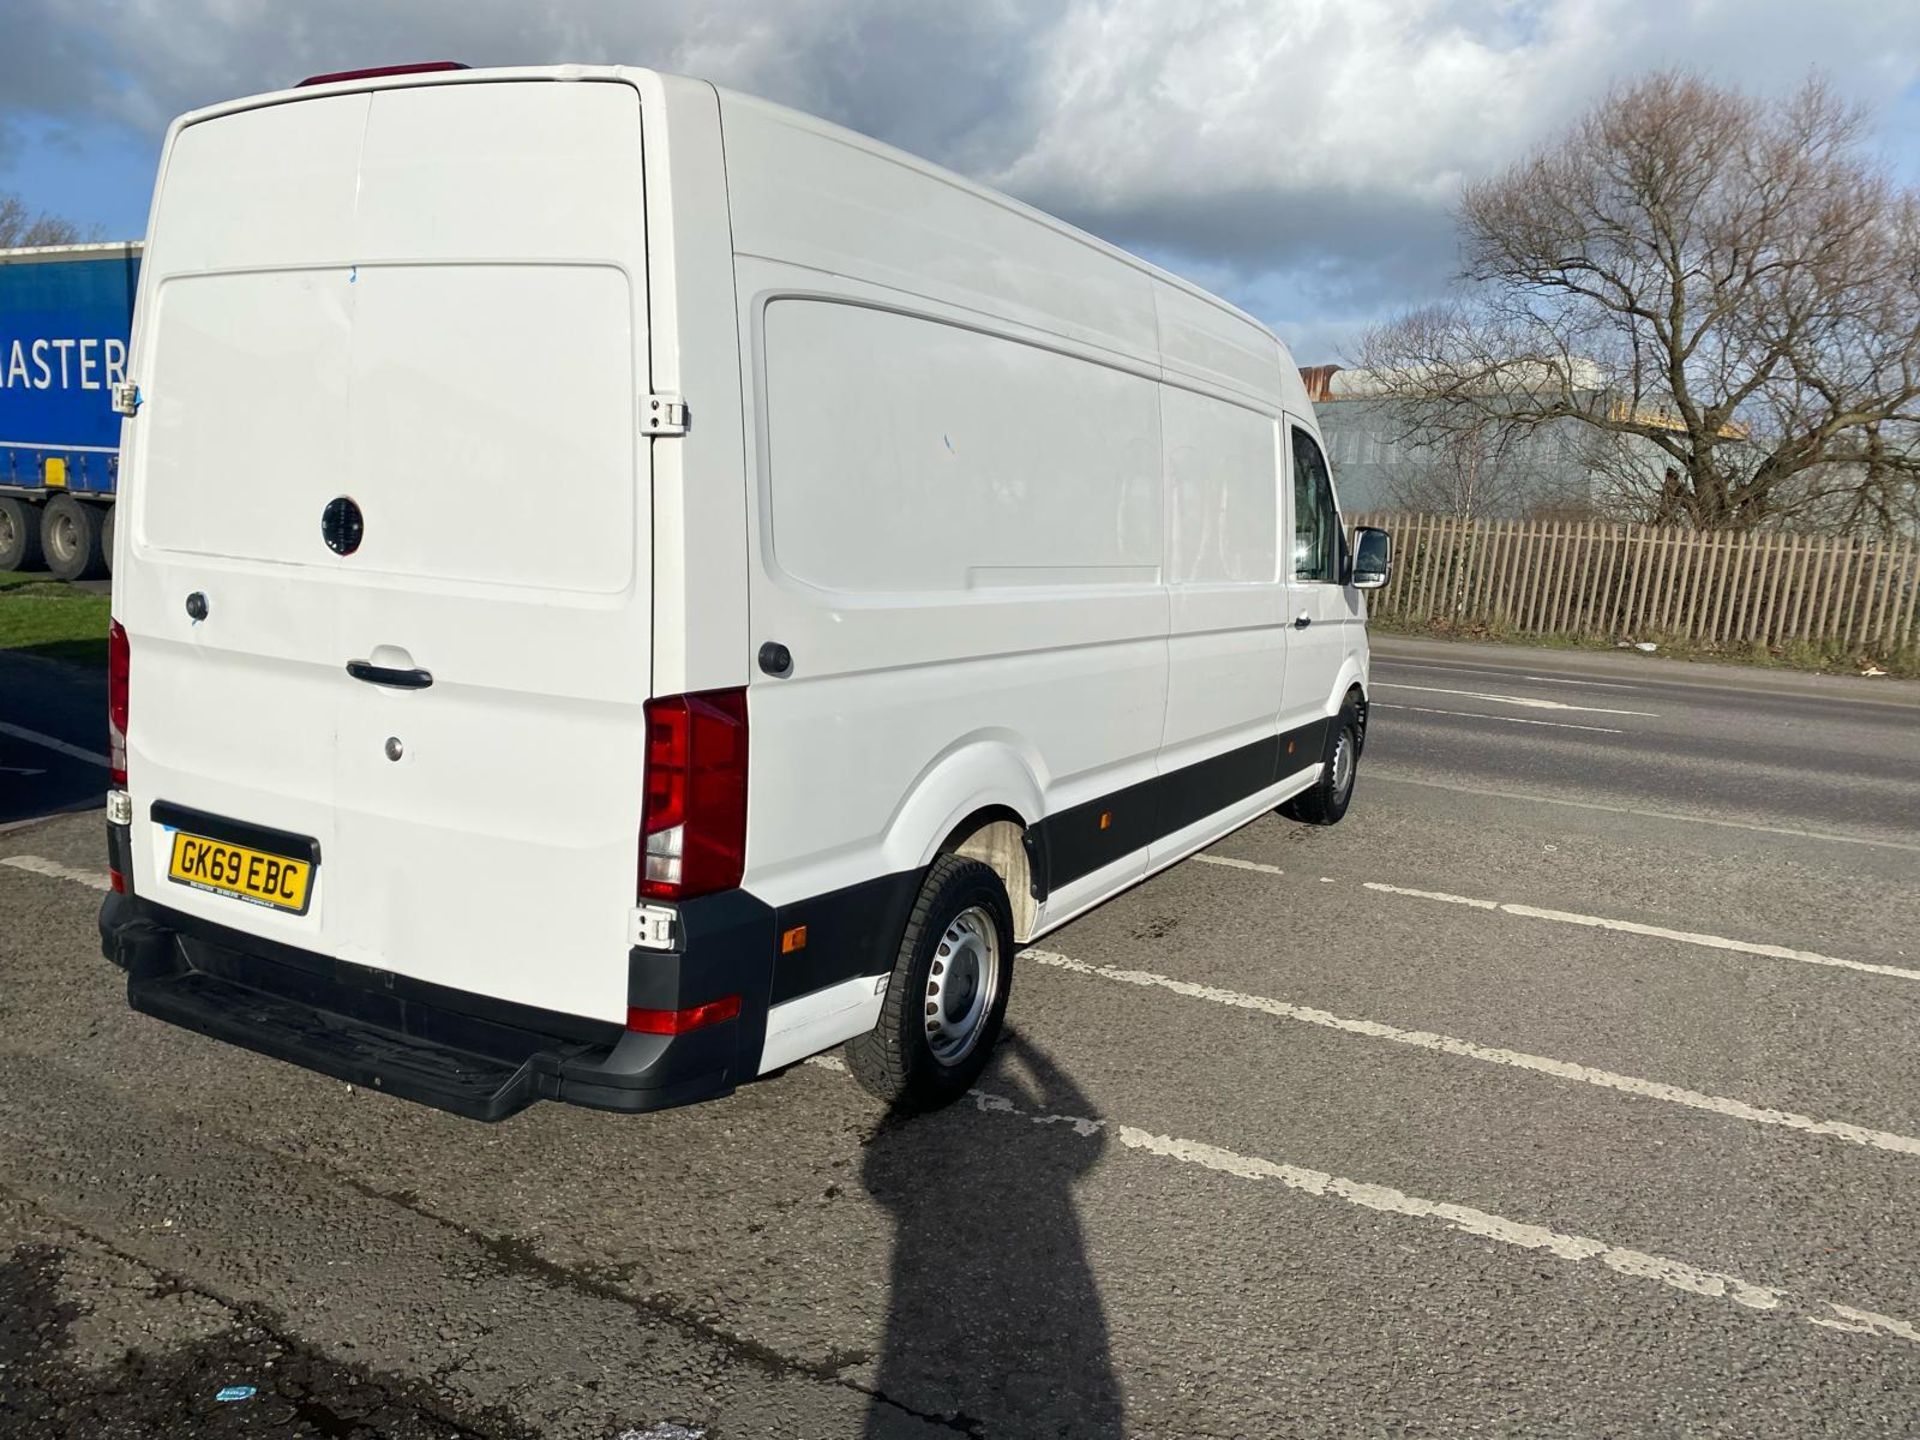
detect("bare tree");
top-left (1360, 73), bottom-right (1920, 533)
top-left (0, 191), bottom-right (90, 248)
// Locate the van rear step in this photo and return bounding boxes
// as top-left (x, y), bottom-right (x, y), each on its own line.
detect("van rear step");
top-left (101, 895), bottom-right (744, 1120)
top-left (132, 967), bottom-right (552, 1120)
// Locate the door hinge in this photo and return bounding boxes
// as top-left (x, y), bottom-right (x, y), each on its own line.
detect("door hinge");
top-left (111, 381), bottom-right (142, 417)
top-left (641, 393), bottom-right (688, 437)
top-left (629, 903), bottom-right (678, 951)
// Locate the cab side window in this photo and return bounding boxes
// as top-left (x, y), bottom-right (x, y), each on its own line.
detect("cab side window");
top-left (1290, 427), bottom-right (1343, 584)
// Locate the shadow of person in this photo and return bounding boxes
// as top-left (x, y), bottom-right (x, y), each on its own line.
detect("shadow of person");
top-left (861, 1031), bottom-right (1123, 1438)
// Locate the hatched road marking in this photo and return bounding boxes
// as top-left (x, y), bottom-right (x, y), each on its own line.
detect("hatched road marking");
top-left (15, 849), bottom-right (1916, 1348)
top-left (1363, 881), bottom-right (1920, 983)
top-left (805, 1056), bottom-right (1920, 1348)
top-left (1370, 773), bottom-right (1920, 854)
top-left (1375, 702), bottom-right (1625, 735)
top-left (1, 855), bottom-right (112, 891)
top-left (1024, 948), bottom-right (1920, 1158)
top-left (1373, 682), bottom-right (1657, 718)
top-left (0, 721), bottom-right (110, 767)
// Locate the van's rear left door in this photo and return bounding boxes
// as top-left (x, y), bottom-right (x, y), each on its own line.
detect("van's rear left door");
top-left (119, 77), bottom-right (652, 1025)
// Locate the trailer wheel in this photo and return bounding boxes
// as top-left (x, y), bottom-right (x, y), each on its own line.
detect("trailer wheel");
top-left (0, 496), bottom-right (44, 573)
top-left (41, 494), bottom-right (106, 582)
top-left (101, 504), bottom-right (116, 576)
top-left (848, 855), bottom-right (1015, 1110)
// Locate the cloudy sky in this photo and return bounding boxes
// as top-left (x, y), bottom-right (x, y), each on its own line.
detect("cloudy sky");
top-left (4, 0), bottom-right (1918, 360)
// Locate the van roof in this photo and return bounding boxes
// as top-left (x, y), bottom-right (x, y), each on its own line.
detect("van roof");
top-left (171, 64), bottom-right (1299, 383)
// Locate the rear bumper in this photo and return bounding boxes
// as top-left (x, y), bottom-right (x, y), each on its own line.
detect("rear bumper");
top-left (97, 880), bottom-right (776, 1123)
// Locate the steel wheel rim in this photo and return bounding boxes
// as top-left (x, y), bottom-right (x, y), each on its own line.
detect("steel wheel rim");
top-left (0, 510), bottom-right (14, 553)
top-left (1331, 728), bottom-right (1355, 801)
top-left (924, 904), bottom-right (1000, 1065)
top-left (49, 511), bottom-right (76, 561)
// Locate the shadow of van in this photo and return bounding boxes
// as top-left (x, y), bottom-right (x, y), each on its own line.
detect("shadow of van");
top-left (860, 1032), bottom-right (1123, 1438)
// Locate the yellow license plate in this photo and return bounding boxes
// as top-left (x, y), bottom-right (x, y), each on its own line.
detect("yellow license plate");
top-left (167, 831), bottom-right (313, 914)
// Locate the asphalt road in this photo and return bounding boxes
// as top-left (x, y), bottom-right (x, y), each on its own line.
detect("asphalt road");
top-left (2, 637), bottom-right (1918, 1437)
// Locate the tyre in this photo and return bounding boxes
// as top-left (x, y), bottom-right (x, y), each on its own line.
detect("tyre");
top-left (101, 504), bottom-right (116, 575)
top-left (41, 494), bottom-right (106, 582)
top-left (1280, 696), bottom-right (1362, 826)
top-left (0, 496), bottom-right (44, 573)
top-left (847, 854), bottom-right (1016, 1110)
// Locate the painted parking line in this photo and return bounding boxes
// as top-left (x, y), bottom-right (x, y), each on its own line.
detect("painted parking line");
top-left (1024, 949), bottom-right (1920, 1158)
top-left (1372, 683), bottom-right (1657, 718)
top-left (1520, 674), bottom-right (1644, 691)
top-left (0, 721), bottom-right (110, 767)
top-left (1183, 853), bottom-right (1286, 877)
top-left (1, 855), bottom-right (112, 891)
top-left (1374, 702), bottom-right (1625, 735)
top-left (805, 1056), bottom-right (1920, 1347)
top-left (1363, 881), bottom-right (1920, 983)
top-left (1374, 657), bottom-right (1646, 691)
top-left (1369, 772), bottom-right (1920, 854)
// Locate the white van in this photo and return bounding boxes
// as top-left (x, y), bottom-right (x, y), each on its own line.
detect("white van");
top-left (97, 64), bottom-right (1392, 1120)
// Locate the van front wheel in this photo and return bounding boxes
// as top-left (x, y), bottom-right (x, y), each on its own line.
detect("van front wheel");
top-left (847, 854), bottom-right (1015, 1110)
top-left (1280, 700), bottom-right (1361, 826)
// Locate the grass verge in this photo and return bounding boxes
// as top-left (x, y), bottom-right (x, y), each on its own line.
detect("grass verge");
top-left (0, 571), bottom-right (110, 667)
top-left (1370, 613), bottom-right (1920, 680)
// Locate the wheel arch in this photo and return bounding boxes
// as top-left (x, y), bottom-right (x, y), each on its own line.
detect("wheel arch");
top-left (881, 735), bottom-right (1046, 943)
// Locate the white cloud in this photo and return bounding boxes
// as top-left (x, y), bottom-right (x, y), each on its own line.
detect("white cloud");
top-left (3, 0), bottom-right (1916, 353)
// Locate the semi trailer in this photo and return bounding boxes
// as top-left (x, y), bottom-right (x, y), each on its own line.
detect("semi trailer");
top-left (0, 241), bottom-right (141, 579)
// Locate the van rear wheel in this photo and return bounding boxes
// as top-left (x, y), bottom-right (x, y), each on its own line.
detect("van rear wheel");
top-left (1280, 699), bottom-right (1361, 826)
top-left (847, 854), bottom-right (1015, 1110)
top-left (0, 497), bottom-right (43, 572)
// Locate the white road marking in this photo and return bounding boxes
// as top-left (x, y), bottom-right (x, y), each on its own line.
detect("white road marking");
top-left (803, 1059), bottom-right (1919, 1346)
top-left (1376, 659), bottom-right (1644, 691)
top-left (1025, 949), bottom-right (1920, 1158)
top-left (1190, 853), bottom-right (1285, 877)
top-left (1807, 1305), bottom-right (1920, 1341)
top-left (1375, 702), bottom-right (1625, 735)
top-left (1, 854), bottom-right (112, 891)
top-left (1521, 674), bottom-right (1643, 691)
top-left (1373, 682), bottom-right (1657, 718)
top-left (1364, 882), bottom-right (1920, 983)
top-left (1373, 772), bottom-right (1920, 855)
top-left (0, 721), bottom-right (110, 767)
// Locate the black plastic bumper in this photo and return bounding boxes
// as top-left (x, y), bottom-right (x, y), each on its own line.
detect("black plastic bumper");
top-left (98, 880), bottom-right (777, 1123)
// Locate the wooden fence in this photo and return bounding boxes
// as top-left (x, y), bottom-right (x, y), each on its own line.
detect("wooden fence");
top-left (1349, 513), bottom-right (1920, 658)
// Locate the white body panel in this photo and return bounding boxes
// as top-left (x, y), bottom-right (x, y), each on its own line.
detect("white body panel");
top-left (117, 66), bottom-right (1369, 1073)
top-left (121, 76), bottom-right (656, 1024)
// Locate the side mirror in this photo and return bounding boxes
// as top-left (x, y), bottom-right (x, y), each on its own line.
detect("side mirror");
top-left (1350, 526), bottom-right (1392, 590)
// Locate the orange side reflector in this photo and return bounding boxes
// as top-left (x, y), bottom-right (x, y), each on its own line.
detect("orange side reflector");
top-left (1098, 811), bottom-right (1112, 830)
top-left (781, 924), bottom-right (808, 954)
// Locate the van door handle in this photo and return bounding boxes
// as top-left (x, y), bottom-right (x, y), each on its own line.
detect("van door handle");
top-left (1293, 614), bottom-right (1312, 629)
top-left (347, 660), bottom-right (434, 690)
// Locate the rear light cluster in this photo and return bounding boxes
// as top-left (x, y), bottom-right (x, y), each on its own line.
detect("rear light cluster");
top-left (639, 688), bottom-right (748, 903)
top-left (107, 619), bottom-right (130, 788)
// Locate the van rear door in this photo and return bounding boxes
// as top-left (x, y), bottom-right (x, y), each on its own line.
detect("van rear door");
top-left (121, 79), bottom-right (651, 1024)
